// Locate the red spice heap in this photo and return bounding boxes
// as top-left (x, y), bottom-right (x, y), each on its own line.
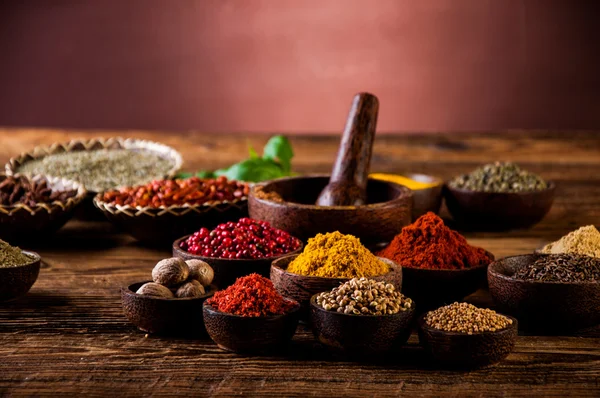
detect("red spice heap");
top-left (207, 273), bottom-right (296, 317)
top-left (101, 176), bottom-right (248, 207)
top-left (377, 212), bottom-right (493, 270)
top-left (181, 218), bottom-right (301, 259)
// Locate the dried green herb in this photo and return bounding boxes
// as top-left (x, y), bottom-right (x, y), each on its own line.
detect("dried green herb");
top-left (0, 239), bottom-right (33, 268)
top-left (449, 162), bottom-right (548, 193)
top-left (513, 254), bottom-right (600, 282)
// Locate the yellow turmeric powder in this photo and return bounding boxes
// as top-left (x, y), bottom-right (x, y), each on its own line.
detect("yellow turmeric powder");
top-left (287, 231), bottom-right (389, 278)
top-left (370, 173), bottom-right (439, 190)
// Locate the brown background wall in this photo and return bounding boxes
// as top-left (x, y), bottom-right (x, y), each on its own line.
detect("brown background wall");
top-left (0, 0), bottom-right (599, 134)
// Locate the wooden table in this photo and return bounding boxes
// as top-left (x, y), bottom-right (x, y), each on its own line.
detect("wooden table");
top-left (0, 128), bottom-right (599, 397)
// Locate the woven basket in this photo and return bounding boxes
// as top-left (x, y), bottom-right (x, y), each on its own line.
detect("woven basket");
top-left (0, 174), bottom-right (87, 242)
top-left (93, 195), bottom-right (248, 244)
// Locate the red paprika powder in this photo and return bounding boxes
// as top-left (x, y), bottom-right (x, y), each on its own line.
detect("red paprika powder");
top-left (377, 212), bottom-right (493, 270)
top-left (207, 274), bottom-right (296, 317)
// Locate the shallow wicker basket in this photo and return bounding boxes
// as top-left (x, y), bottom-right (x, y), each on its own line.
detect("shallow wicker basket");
top-left (0, 174), bottom-right (87, 242)
top-left (93, 195), bottom-right (249, 244)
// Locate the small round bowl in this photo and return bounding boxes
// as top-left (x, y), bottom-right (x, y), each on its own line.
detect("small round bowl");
top-left (488, 254), bottom-right (600, 331)
top-left (95, 196), bottom-right (248, 244)
top-left (248, 175), bottom-right (413, 246)
top-left (203, 300), bottom-right (301, 354)
top-left (0, 251), bottom-right (41, 302)
top-left (0, 175), bottom-right (87, 243)
top-left (121, 281), bottom-right (217, 336)
top-left (443, 182), bottom-right (555, 230)
top-left (270, 254), bottom-right (402, 321)
top-left (418, 313), bottom-right (518, 368)
top-left (309, 294), bottom-right (416, 357)
top-left (173, 235), bottom-right (304, 288)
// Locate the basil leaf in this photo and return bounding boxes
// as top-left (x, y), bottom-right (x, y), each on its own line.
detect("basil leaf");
top-left (175, 172), bottom-right (194, 179)
top-left (195, 170), bottom-right (216, 179)
top-left (216, 158), bottom-right (285, 182)
top-left (248, 145), bottom-right (259, 159)
top-left (263, 135), bottom-right (293, 173)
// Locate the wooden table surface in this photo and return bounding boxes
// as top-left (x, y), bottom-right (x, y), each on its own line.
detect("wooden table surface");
top-left (0, 128), bottom-right (599, 397)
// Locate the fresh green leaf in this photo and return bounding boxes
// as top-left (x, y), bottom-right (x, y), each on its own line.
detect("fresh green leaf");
top-left (248, 145), bottom-right (259, 159)
top-left (175, 172), bottom-right (194, 179)
top-left (195, 170), bottom-right (216, 179)
top-left (216, 158), bottom-right (285, 182)
top-left (262, 135), bottom-right (294, 173)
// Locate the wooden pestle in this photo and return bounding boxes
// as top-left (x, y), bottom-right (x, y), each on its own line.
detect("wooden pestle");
top-left (315, 92), bottom-right (379, 206)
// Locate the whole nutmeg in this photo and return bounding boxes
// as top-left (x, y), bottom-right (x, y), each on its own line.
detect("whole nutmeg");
top-left (152, 257), bottom-right (189, 286)
top-left (186, 259), bottom-right (214, 287)
top-left (136, 282), bottom-right (174, 298)
top-left (176, 279), bottom-right (205, 298)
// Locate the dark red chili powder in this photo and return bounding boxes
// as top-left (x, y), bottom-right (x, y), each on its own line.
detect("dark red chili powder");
top-left (206, 274), bottom-right (296, 317)
top-left (377, 212), bottom-right (493, 270)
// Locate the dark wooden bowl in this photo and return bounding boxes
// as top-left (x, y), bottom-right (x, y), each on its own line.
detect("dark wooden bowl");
top-left (418, 313), bottom-right (517, 368)
top-left (248, 175), bottom-right (413, 246)
top-left (309, 294), bottom-right (416, 357)
top-left (96, 197), bottom-right (248, 244)
top-left (203, 300), bottom-right (300, 354)
top-left (270, 255), bottom-right (402, 321)
top-left (488, 254), bottom-right (600, 331)
top-left (400, 252), bottom-right (494, 312)
top-left (443, 182), bottom-right (555, 231)
top-left (121, 281), bottom-right (217, 336)
top-left (0, 251), bottom-right (41, 302)
top-left (173, 235), bottom-right (303, 288)
top-left (407, 173), bottom-right (443, 220)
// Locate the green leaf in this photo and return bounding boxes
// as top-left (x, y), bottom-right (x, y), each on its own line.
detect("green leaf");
top-left (248, 145), bottom-right (259, 159)
top-left (195, 170), bottom-right (216, 179)
top-left (262, 135), bottom-right (294, 173)
top-left (216, 158), bottom-right (285, 182)
top-left (175, 172), bottom-right (194, 179)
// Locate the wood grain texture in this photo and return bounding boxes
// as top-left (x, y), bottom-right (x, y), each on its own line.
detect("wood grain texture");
top-left (0, 128), bottom-right (599, 397)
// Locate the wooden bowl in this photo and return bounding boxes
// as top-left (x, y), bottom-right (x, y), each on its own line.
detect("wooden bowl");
top-left (203, 300), bottom-right (301, 354)
top-left (406, 173), bottom-right (443, 220)
top-left (173, 235), bottom-right (303, 288)
top-left (309, 294), bottom-right (416, 357)
top-left (488, 254), bottom-right (600, 331)
top-left (248, 175), bottom-right (413, 246)
top-left (443, 182), bottom-right (555, 230)
top-left (400, 252), bottom-right (494, 312)
top-left (121, 281), bottom-right (217, 336)
top-left (418, 313), bottom-right (518, 368)
top-left (0, 251), bottom-right (41, 302)
top-left (96, 196), bottom-right (248, 244)
top-left (270, 255), bottom-right (402, 321)
top-left (0, 175), bottom-right (87, 243)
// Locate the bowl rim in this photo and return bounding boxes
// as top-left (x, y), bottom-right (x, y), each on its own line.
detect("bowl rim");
top-left (172, 234), bottom-right (304, 263)
top-left (488, 254), bottom-right (600, 285)
top-left (417, 312), bottom-right (518, 337)
top-left (249, 174), bottom-right (413, 210)
top-left (309, 293), bottom-right (415, 319)
top-left (123, 281), bottom-right (218, 301)
top-left (0, 250), bottom-right (42, 270)
top-left (377, 250), bottom-right (494, 274)
top-left (202, 299), bottom-right (301, 319)
top-left (444, 180), bottom-right (556, 196)
top-left (370, 172), bottom-right (444, 188)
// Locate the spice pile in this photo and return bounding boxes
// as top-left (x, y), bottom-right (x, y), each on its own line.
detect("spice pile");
top-left (207, 274), bottom-right (297, 317)
top-left (377, 212), bottom-right (493, 270)
top-left (0, 239), bottom-right (34, 268)
top-left (370, 173), bottom-right (439, 190)
top-left (253, 186), bottom-right (284, 202)
top-left (287, 231), bottom-right (389, 278)
top-left (540, 225), bottom-right (600, 258)
top-left (180, 218), bottom-right (301, 259)
top-left (0, 176), bottom-right (78, 206)
top-left (449, 162), bottom-right (548, 193)
top-left (513, 254), bottom-right (600, 282)
top-left (100, 176), bottom-right (248, 207)
top-left (425, 302), bottom-right (513, 334)
top-left (315, 278), bottom-right (413, 315)
top-left (136, 257), bottom-right (214, 299)
top-left (17, 149), bottom-right (175, 192)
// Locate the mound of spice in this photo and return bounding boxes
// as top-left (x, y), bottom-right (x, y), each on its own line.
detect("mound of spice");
top-left (253, 186), bottom-right (284, 202)
top-left (17, 149), bottom-right (175, 192)
top-left (0, 239), bottom-right (34, 268)
top-left (100, 176), bottom-right (248, 207)
top-left (315, 277), bottom-right (413, 315)
top-left (207, 273), bottom-right (296, 317)
top-left (425, 302), bottom-right (513, 334)
top-left (449, 162), bottom-right (548, 193)
top-left (136, 257), bottom-right (214, 299)
top-left (370, 173), bottom-right (439, 190)
top-left (513, 254), bottom-right (600, 283)
top-left (0, 175), bottom-right (77, 206)
top-left (180, 218), bottom-right (301, 259)
top-left (377, 212), bottom-right (492, 270)
top-left (540, 225), bottom-right (600, 258)
top-left (287, 231), bottom-right (389, 278)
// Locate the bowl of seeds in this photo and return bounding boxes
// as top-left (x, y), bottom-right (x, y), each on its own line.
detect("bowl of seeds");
top-left (0, 239), bottom-right (41, 301)
top-left (310, 278), bottom-right (415, 357)
top-left (95, 177), bottom-right (249, 244)
top-left (444, 162), bottom-right (555, 230)
top-left (418, 302), bottom-right (518, 368)
top-left (488, 253), bottom-right (600, 331)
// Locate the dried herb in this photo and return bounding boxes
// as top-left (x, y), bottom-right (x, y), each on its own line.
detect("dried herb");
top-left (513, 254), bottom-right (600, 282)
top-left (0, 176), bottom-right (77, 206)
top-left (0, 239), bottom-right (33, 268)
top-left (449, 162), bottom-right (548, 193)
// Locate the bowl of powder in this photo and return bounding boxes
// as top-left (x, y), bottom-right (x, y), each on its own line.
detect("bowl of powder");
top-left (537, 225), bottom-right (600, 258)
top-left (0, 239), bottom-right (41, 301)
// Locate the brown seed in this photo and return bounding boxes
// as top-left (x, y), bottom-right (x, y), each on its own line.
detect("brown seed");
top-left (136, 282), bottom-right (174, 298)
top-left (185, 259), bottom-right (214, 287)
top-left (175, 279), bottom-right (205, 298)
top-left (152, 257), bottom-right (189, 286)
